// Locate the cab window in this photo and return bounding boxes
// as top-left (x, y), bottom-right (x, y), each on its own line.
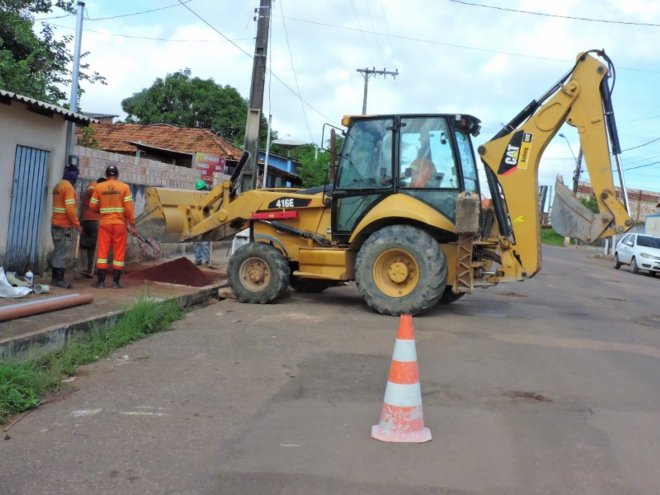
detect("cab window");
top-left (336, 119), bottom-right (392, 190)
top-left (454, 129), bottom-right (479, 194)
top-left (399, 117), bottom-right (457, 190)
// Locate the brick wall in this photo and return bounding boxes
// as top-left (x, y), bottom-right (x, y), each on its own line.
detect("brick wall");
top-left (73, 146), bottom-right (231, 264)
top-left (576, 181), bottom-right (660, 223)
top-left (74, 145), bottom-right (230, 190)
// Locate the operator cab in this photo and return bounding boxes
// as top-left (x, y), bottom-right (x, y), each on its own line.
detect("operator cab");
top-left (332, 114), bottom-right (481, 243)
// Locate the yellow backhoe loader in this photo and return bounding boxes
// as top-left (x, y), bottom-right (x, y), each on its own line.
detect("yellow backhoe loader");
top-left (137, 49), bottom-right (632, 315)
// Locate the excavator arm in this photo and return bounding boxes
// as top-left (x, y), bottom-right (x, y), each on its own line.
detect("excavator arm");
top-left (477, 50), bottom-right (632, 280)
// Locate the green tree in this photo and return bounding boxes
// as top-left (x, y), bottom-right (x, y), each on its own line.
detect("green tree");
top-left (0, 0), bottom-right (105, 105)
top-left (121, 69), bottom-right (270, 146)
top-left (275, 138), bottom-right (344, 188)
top-left (579, 194), bottom-right (599, 213)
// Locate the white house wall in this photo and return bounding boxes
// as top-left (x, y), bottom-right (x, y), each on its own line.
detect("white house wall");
top-left (0, 101), bottom-right (68, 269)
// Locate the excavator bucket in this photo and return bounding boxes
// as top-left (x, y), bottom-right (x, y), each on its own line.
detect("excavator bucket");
top-left (550, 176), bottom-right (600, 243)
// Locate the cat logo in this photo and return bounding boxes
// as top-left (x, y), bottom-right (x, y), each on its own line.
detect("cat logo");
top-left (497, 131), bottom-right (533, 175)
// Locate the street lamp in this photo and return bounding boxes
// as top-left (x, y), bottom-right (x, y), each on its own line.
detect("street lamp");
top-left (558, 133), bottom-right (582, 194)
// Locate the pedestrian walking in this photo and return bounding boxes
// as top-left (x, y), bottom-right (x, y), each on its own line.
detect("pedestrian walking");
top-left (89, 165), bottom-right (136, 288)
top-left (80, 177), bottom-right (106, 274)
top-left (50, 164), bottom-right (82, 288)
top-left (193, 179), bottom-right (211, 266)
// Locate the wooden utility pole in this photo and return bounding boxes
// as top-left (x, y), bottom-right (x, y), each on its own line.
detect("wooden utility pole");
top-left (357, 67), bottom-right (398, 115)
top-left (240, 0), bottom-right (271, 192)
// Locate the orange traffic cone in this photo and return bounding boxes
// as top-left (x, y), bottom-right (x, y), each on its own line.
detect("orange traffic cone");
top-left (371, 314), bottom-right (431, 443)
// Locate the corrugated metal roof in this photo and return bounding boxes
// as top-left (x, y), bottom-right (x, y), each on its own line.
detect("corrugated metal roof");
top-left (0, 89), bottom-right (95, 125)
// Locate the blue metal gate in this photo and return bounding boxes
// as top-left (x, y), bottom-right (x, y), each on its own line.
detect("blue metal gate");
top-left (5, 145), bottom-right (50, 272)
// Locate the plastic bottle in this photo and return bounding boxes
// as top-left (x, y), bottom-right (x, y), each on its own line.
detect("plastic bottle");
top-left (25, 269), bottom-right (34, 288)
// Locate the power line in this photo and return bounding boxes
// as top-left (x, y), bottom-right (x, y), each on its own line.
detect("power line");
top-left (85, 1), bottom-right (192, 21)
top-left (449, 0), bottom-right (660, 28)
top-left (363, 0), bottom-right (386, 68)
top-left (623, 161), bottom-right (660, 171)
top-left (378, 0), bottom-right (396, 61)
top-left (35, 13), bottom-right (71, 21)
top-left (46, 22), bottom-right (246, 43)
top-left (176, 1), bottom-right (338, 129)
top-left (279, 15), bottom-right (660, 75)
top-left (622, 136), bottom-right (660, 152)
top-left (278, 0), bottom-right (313, 142)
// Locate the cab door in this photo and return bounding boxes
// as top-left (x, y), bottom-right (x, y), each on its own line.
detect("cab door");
top-left (332, 118), bottom-right (394, 244)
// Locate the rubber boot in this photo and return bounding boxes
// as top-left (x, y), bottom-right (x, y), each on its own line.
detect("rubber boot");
top-left (93, 269), bottom-right (106, 289)
top-left (53, 268), bottom-right (72, 289)
top-left (50, 267), bottom-right (57, 285)
top-left (86, 249), bottom-right (94, 275)
top-left (112, 270), bottom-right (123, 289)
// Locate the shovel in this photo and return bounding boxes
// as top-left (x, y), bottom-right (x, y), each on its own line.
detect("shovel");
top-left (74, 231), bottom-right (94, 278)
top-left (133, 231), bottom-right (161, 259)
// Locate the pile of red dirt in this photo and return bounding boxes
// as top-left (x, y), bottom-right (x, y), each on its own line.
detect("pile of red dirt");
top-left (125, 257), bottom-right (223, 287)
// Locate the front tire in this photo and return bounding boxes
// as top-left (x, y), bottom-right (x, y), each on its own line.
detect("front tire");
top-left (631, 257), bottom-right (640, 274)
top-left (228, 243), bottom-right (290, 304)
top-left (355, 225), bottom-right (447, 316)
top-left (613, 253), bottom-right (621, 270)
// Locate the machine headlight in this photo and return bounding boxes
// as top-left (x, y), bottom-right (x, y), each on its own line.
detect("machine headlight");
top-left (639, 252), bottom-right (652, 259)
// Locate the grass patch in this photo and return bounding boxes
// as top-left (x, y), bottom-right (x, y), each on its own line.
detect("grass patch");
top-left (540, 227), bottom-right (576, 246)
top-left (0, 298), bottom-right (183, 424)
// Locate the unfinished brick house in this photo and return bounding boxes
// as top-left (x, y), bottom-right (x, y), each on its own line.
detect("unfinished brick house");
top-left (76, 122), bottom-right (301, 186)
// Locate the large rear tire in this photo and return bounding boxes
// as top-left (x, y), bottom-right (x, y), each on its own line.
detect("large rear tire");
top-left (355, 225), bottom-right (447, 316)
top-left (228, 243), bottom-right (290, 304)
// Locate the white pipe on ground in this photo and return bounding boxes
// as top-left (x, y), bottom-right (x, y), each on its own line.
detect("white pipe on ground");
top-left (0, 293), bottom-right (94, 322)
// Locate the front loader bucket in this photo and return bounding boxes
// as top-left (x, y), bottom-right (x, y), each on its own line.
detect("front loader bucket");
top-left (136, 188), bottom-right (205, 243)
top-left (550, 176), bottom-right (601, 243)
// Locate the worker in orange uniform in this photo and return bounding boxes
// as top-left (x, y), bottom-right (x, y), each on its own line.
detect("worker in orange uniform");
top-left (51, 164), bottom-right (82, 288)
top-left (409, 143), bottom-right (437, 188)
top-left (89, 165), bottom-right (136, 288)
top-left (80, 177), bottom-right (106, 275)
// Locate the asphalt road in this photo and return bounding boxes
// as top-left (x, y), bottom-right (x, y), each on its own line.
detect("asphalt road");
top-left (2, 245), bottom-right (659, 495)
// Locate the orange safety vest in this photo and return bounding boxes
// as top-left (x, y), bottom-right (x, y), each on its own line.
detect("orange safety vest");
top-left (81, 181), bottom-right (100, 222)
top-left (51, 179), bottom-right (81, 229)
top-left (410, 157), bottom-right (436, 188)
top-left (89, 179), bottom-right (135, 226)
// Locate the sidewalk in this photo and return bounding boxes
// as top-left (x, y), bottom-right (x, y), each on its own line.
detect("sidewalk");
top-left (0, 248), bottom-right (230, 359)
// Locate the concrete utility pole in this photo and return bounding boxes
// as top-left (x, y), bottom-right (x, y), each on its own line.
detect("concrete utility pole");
top-left (66, 0), bottom-right (85, 162)
top-left (240, 0), bottom-right (270, 193)
top-left (357, 67), bottom-right (398, 115)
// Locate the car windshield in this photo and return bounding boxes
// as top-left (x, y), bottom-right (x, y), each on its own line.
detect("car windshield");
top-left (637, 235), bottom-right (660, 249)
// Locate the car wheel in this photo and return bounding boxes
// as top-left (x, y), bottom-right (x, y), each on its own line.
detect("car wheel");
top-left (613, 253), bottom-right (621, 270)
top-left (630, 257), bottom-right (640, 274)
top-left (355, 225), bottom-right (447, 316)
top-left (228, 243), bottom-right (290, 303)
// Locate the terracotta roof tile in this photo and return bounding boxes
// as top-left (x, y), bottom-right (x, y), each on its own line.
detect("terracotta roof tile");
top-left (77, 123), bottom-right (243, 160)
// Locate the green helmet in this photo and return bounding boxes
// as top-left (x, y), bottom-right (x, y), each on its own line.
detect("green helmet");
top-left (195, 179), bottom-right (207, 190)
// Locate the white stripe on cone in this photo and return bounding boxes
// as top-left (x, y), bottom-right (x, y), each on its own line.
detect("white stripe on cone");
top-left (383, 381), bottom-right (423, 408)
top-left (391, 339), bottom-right (417, 362)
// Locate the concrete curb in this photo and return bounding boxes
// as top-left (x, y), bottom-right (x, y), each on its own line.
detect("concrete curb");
top-left (0, 284), bottom-right (223, 361)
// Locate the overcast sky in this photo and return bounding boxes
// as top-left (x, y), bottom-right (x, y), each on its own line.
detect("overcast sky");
top-left (40, 0), bottom-right (660, 196)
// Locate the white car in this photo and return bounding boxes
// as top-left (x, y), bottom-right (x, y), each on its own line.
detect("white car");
top-left (614, 233), bottom-right (660, 276)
